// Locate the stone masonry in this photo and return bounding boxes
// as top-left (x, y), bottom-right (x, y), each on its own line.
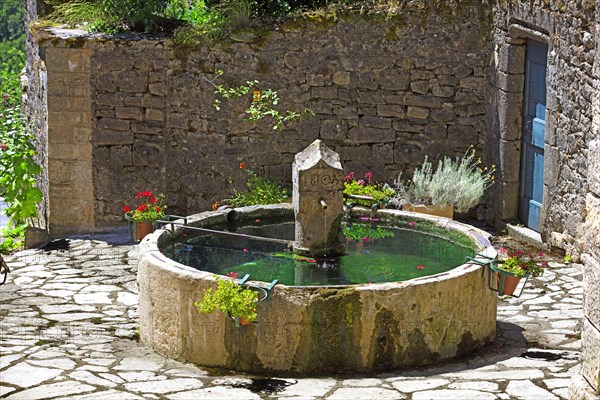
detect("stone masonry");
top-left (24, 0), bottom-right (600, 396)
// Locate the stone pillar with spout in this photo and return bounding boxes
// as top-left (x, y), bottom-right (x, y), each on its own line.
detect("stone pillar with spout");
top-left (292, 140), bottom-right (345, 257)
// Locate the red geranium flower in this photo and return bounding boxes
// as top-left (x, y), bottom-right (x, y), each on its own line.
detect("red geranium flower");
top-left (122, 205), bottom-right (131, 213)
top-left (239, 162), bottom-right (246, 169)
top-left (137, 204), bottom-right (148, 212)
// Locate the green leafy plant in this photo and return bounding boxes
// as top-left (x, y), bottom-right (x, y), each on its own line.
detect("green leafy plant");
top-left (563, 254), bottom-right (572, 264)
top-left (496, 247), bottom-right (546, 277)
top-left (123, 191), bottom-right (166, 222)
top-left (226, 162), bottom-right (288, 207)
top-left (208, 70), bottom-right (314, 130)
top-left (195, 273), bottom-right (259, 323)
top-left (390, 148), bottom-right (495, 213)
top-left (343, 171), bottom-right (395, 208)
top-left (0, 53), bottom-right (43, 253)
top-left (342, 223), bottom-right (394, 242)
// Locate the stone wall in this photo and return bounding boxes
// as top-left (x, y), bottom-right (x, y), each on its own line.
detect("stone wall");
top-left (487, 1), bottom-right (599, 397)
top-left (30, 3), bottom-right (492, 230)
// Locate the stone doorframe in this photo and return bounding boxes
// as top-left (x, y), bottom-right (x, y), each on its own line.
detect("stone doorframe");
top-left (495, 23), bottom-right (554, 239)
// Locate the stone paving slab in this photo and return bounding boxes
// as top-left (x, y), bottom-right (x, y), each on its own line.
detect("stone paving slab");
top-left (0, 234), bottom-right (583, 399)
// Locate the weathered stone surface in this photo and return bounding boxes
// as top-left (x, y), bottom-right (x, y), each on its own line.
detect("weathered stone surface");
top-left (581, 318), bottom-right (600, 392)
top-left (1, 362), bottom-right (63, 387)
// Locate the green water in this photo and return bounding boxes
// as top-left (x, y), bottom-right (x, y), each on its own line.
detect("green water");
top-left (161, 220), bottom-right (475, 286)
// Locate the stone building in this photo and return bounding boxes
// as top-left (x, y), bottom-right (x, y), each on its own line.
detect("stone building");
top-left (24, 0), bottom-right (599, 398)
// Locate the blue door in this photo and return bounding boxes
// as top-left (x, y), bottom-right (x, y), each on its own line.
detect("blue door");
top-left (519, 39), bottom-right (548, 232)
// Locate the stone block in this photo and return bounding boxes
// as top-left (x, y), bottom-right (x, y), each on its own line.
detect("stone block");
top-left (48, 111), bottom-right (89, 127)
top-left (320, 119), bottom-right (348, 141)
top-left (431, 105), bottom-right (455, 122)
top-left (145, 108), bottom-right (164, 122)
top-left (500, 180), bottom-right (519, 220)
top-left (357, 72), bottom-right (379, 90)
top-left (406, 106), bottom-right (429, 119)
top-left (48, 160), bottom-right (71, 185)
top-left (432, 85), bottom-right (456, 98)
top-left (115, 107), bottom-right (143, 121)
top-left (332, 71), bottom-right (350, 86)
top-left (45, 48), bottom-right (91, 73)
top-left (499, 139), bottom-right (521, 182)
top-left (133, 143), bottom-right (163, 166)
top-left (497, 70), bottom-right (525, 93)
top-left (589, 140), bottom-right (600, 196)
top-left (497, 42), bottom-right (526, 74)
top-left (118, 71), bottom-right (148, 93)
top-left (581, 318), bottom-right (600, 392)
top-left (357, 91), bottom-right (384, 105)
top-left (459, 76), bottom-right (483, 91)
top-left (497, 90), bottom-right (524, 141)
top-left (311, 86), bottom-right (338, 99)
top-left (376, 105), bottom-right (404, 118)
top-left (393, 141), bottom-right (424, 164)
top-left (373, 143), bottom-right (394, 164)
top-left (94, 129), bottom-right (135, 146)
top-left (583, 255), bottom-right (600, 329)
top-left (111, 146), bottom-right (133, 167)
top-left (402, 93), bottom-right (441, 108)
top-left (48, 143), bottom-right (90, 161)
top-left (347, 127), bottom-right (395, 143)
top-left (410, 80), bottom-right (430, 95)
top-left (131, 122), bottom-right (163, 135)
top-left (410, 70), bottom-right (435, 80)
top-left (380, 70), bottom-right (409, 91)
top-left (359, 116), bottom-right (391, 129)
top-left (97, 117), bottom-right (130, 131)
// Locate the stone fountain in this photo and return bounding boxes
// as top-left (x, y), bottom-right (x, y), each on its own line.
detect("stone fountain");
top-left (137, 141), bottom-right (498, 374)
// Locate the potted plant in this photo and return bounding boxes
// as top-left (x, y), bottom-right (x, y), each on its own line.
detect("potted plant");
top-left (195, 272), bottom-right (261, 326)
top-left (123, 191), bottom-right (166, 241)
top-left (491, 247), bottom-right (546, 295)
top-left (343, 171), bottom-right (395, 209)
top-left (389, 148), bottom-right (495, 218)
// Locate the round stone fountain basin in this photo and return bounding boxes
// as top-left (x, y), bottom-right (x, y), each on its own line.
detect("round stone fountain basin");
top-left (137, 204), bottom-right (497, 374)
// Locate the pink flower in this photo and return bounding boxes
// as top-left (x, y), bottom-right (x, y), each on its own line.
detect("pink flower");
top-left (538, 252), bottom-right (545, 257)
top-left (409, 221), bottom-right (415, 228)
top-left (498, 247), bottom-right (507, 255)
top-left (255, 219), bottom-right (261, 223)
top-left (357, 179), bottom-right (365, 186)
top-left (517, 250), bottom-right (524, 257)
top-left (3, 94), bottom-right (8, 99)
top-left (364, 171), bottom-right (373, 183)
top-left (0, 144), bottom-right (6, 151)
top-left (416, 265), bottom-right (425, 269)
top-left (243, 248), bottom-right (249, 253)
top-left (372, 218), bottom-right (379, 221)
top-left (360, 217), bottom-right (369, 221)
top-left (362, 237), bottom-right (369, 242)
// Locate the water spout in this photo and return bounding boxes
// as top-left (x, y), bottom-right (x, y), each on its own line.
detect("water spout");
top-left (319, 199), bottom-right (328, 209)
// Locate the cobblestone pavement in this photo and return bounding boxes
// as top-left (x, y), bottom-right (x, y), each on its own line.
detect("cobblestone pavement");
top-left (0, 232), bottom-right (583, 399)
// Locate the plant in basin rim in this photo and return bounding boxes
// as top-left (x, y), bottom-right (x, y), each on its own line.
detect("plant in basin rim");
top-left (226, 162), bottom-right (288, 207)
top-left (389, 148), bottom-right (495, 213)
top-left (195, 273), bottom-right (259, 323)
top-left (123, 191), bottom-right (166, 222)
top-left (496, 247), bottom-right (547, 277)
top-left (343, 171), bottom-right (395, 207)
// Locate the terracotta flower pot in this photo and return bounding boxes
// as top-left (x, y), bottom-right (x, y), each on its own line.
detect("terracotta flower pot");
top-left (135, 221), bottom-right (153, 241)
top-left (497, 273), bottom-right (522, 296)
top-left (402, 203), bottom-right (454, 219)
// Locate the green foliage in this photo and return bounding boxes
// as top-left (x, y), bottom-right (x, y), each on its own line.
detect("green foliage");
top-left (0, 55), bottom-right (43, 253)
top-left (210, 71), bottom-right (314, 130)
top-left (390, 148), bottom-right (495, 213)
top-left (563, 254), bottom-right (572, 264)
top-left (123, 191), bottom-right (166, 222)
top-left (343, 171), bottom-right (395, 208)
top-left (0, 0), bottom-right (25, 66)
top-left (342, 223), bottom-right (394, 242)
top-left (227, 164), bottom-right (288, 207)
top-left (195, 276), bottom-right (259, 322)
top-left (496, 247), bottom-right (546, 277)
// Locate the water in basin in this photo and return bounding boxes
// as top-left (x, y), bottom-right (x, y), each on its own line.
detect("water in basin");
top-left (161, 217), bottom-right (475, 286)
